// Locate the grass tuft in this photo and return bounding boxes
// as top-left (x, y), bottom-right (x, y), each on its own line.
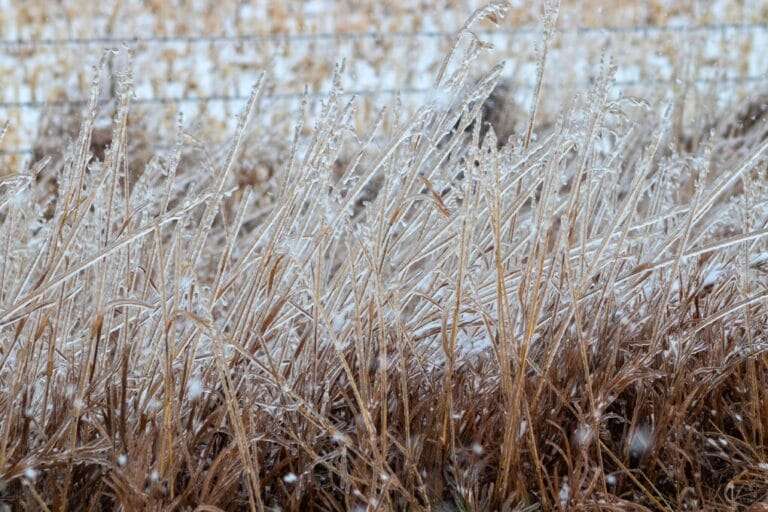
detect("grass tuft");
top-left (2, 4), bottom-right (768, 510)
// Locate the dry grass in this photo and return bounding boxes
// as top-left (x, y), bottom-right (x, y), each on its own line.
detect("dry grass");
top-left (3, 3), bottom-right (768, 511)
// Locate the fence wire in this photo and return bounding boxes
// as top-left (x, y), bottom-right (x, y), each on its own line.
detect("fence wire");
top-left (1, 72), bottom-right (765, 111)
top-left (2, 71), bottom-right (766, 156)
top-left (0, 21), bottom-right (765, 48)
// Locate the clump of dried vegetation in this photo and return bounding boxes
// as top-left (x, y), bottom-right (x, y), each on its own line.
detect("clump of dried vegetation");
top-left (3, 2), bottom-right (768, 511)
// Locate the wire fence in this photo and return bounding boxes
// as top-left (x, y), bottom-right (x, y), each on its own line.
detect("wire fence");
top-left (2, 19), bottom-right (764, 112)
top-left (2, 20), bottom-right (767, 157)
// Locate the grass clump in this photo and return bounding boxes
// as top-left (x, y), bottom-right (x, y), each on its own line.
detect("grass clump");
top-left (2, 3), bottom-right (768, 511)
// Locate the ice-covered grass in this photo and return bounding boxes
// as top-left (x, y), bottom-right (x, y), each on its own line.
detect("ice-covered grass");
top-left (2, 1), bottom-right (768, 510)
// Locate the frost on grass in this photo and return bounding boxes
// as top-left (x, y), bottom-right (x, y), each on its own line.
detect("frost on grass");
top-left (629, 425), bottom-right (653, 459)
top-left (2, 2), bottom-right (768, 511)
top-left (187, 377), bottom-right (204, 401)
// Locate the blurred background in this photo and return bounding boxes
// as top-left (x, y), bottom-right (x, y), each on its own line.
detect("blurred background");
top-left (1, 0), bottom-right (767, 168)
